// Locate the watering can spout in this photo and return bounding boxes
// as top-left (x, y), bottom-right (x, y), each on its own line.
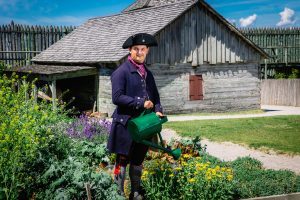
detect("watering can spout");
top-left (171, 148), bottom-right (182, 160)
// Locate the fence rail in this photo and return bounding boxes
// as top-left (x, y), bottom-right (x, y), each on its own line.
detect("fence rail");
top-left (261, 79), bottom-right (300, 106)
top-left (0, 21), bottom-right (75, 66)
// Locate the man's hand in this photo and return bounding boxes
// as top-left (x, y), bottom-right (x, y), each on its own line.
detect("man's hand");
top-left (156, 112), bottom-right (164, 117)
top-left (144, 100), bottom-right (154, 109)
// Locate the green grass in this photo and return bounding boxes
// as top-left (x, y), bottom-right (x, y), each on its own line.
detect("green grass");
top-left (163, 115), bottom-right (300, 154)
top-left (170, 109), bottom-right (265, 116)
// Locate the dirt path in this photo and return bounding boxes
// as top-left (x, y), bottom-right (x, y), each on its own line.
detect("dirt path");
top-left (167, 105), bottom-right (300, 121)
top-left (161, 105), bottom-right (300, 174)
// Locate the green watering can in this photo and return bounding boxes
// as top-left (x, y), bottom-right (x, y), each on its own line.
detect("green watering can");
top-left (127, 110), bottom-right (181, 160)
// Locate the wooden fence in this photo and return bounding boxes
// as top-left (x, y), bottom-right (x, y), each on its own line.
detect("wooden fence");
top-left (261, 79), bottom-right (300, 106)
top-left (241, 27), bottom-right (300, 65)
top-left (0, 21), bottom-right (75, 66)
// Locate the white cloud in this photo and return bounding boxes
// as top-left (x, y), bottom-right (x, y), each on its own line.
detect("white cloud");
top-left (239, 14), bottom-right (257, 27)
top-left (276, 7), bottom-right (296, 26)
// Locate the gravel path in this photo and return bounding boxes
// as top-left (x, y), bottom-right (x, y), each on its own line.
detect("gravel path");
top-left (161, 105), bottom-right (300, 174)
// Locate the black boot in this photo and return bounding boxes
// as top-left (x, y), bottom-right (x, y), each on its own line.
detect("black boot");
top-left (129, 164), bottom-right (143, 200)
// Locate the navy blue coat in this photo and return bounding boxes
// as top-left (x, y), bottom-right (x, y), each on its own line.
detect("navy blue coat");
top-left (107, 60), bottom-right (163, 156)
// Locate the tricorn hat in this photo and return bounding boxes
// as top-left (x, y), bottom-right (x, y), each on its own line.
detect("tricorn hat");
top-left (122, 33), bottom-right (158, 49)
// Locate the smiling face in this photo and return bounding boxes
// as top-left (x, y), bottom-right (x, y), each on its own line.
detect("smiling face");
top-left (129, 45), bottom-right (149, 64)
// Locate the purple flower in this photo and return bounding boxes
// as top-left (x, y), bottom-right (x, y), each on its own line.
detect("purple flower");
top-left (66, 115), bottom-right (112, 140)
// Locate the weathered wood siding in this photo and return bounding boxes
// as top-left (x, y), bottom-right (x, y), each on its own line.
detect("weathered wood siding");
top-left (99, 62), bottom-right (260, 116)
top-left (146, 3), bottom-right (261, 66)
top-left (261, 79), bottom-right (300, 106)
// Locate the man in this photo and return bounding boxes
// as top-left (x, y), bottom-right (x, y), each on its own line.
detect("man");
top-left (107, 33), bottom-right (163, 200)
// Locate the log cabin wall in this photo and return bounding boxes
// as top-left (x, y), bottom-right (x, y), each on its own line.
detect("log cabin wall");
top-left (150, 62), bottom-right (260, 114)
top-left (98, 61), bottom-right (260, 116)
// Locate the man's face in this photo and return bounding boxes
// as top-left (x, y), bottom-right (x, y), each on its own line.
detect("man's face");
top-left (129, 45), bottom-right (149, 63)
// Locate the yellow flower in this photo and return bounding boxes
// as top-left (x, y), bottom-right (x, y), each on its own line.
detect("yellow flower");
top-left (227, 174), bottom-right (233, 181)
top-left (188, 178), bottom-right (196, 183)
top-left (183, 154), bottom-right (192, 159)
top-left (174, 167), bottom-right (182, 171)
top-left (181, 161), bottom-right (188, 166)
top-left (169, 174), bottom-right (174, 177)
top-left (211, 169), bottom-right (217, 176)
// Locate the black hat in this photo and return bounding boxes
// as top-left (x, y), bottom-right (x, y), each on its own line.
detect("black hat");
top-left (122, 33), bottom-right (158, 49)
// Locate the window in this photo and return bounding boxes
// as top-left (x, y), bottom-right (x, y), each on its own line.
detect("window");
top-left (189, 75), bottom-right (203, 100)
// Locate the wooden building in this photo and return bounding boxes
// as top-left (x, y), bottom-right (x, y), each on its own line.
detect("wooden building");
top-left (30, 0), bottom-right (268, 115)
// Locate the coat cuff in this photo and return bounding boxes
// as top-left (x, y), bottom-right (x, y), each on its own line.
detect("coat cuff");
top-left (155, 104), bottom-right (163, 113)
top-left (134, 96), bottom-right (145, 110)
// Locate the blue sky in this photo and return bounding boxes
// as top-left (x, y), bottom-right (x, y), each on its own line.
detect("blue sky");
top-left (0, 0), bottom-right (299, 27)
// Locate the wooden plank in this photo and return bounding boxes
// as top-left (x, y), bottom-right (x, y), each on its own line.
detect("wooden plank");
top-left (191, 7), bottom-right (198, 66)
top-left (230, 35), bottom-right (236, 63)
top-left (216, 21), bottom-right (222, 63)
top-left (180, 16), bottom-right (185, 63)
top-left (198, 6), bottom-right (204, 65)
top-left (175, 19), bottom-right (181, 65)
top-left (203, 8), bottom-right (208, 63)
top-left (170, 21), bottom-right (176, 65)
top-left (221, 24), bottom-right (226, 63)
top-left (165, 25), bottom-right (170, 64)
top-left (207, 11), bottom-right (211, 64)
top-left (187, 10), bottom-right (192, 63)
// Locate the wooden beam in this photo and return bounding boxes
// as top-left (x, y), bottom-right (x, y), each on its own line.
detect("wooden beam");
top-left (95, 70), bottom-right (100, 112)
top-left (50, 79), bottom-right (57, 110)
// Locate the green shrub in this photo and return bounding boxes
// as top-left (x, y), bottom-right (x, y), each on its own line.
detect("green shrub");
top-left (0, 74), bottom-right (69, 199)
top-left (231, 157), bottom-right (300, 199)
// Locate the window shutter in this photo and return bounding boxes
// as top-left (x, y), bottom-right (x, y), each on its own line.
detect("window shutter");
top-left (189, 75), bottom-right (203, 100)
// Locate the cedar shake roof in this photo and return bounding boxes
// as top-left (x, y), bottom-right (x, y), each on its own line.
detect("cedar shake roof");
top-left (32, 0), bottom-right (268, 64)
top-left (32, 0), bottom-right (196, 64)
top-left (122, 0), bottom-right (188, 12)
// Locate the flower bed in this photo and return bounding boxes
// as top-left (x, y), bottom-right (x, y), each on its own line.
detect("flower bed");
top-left (140, 138), bottom-right (300, 200)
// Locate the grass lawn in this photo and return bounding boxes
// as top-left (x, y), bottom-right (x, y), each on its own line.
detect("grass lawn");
top-left (163, 115), bottom-right (300, 154)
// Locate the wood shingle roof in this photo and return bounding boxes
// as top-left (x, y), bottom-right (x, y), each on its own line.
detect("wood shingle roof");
top-left (32, 0), bottom-right (196, 64)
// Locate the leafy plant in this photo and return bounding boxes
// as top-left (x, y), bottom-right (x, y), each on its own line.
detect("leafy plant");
top-left (0, 73), bottom-right (69, 199)
top-left (231, 157), bottom-right (300, 199)
top-left (35, 156), bottom-right (124, 200)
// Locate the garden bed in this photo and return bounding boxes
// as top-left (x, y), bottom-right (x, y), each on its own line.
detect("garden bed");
top-left (1, 73), bottom-right (299, 200)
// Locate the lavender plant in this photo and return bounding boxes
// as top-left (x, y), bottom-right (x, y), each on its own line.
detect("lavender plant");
top-left (66, 115), bottom-right (111, 142)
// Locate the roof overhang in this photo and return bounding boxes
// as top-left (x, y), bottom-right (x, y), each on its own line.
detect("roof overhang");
top-left (4, 65), bottom-right (98, 81)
